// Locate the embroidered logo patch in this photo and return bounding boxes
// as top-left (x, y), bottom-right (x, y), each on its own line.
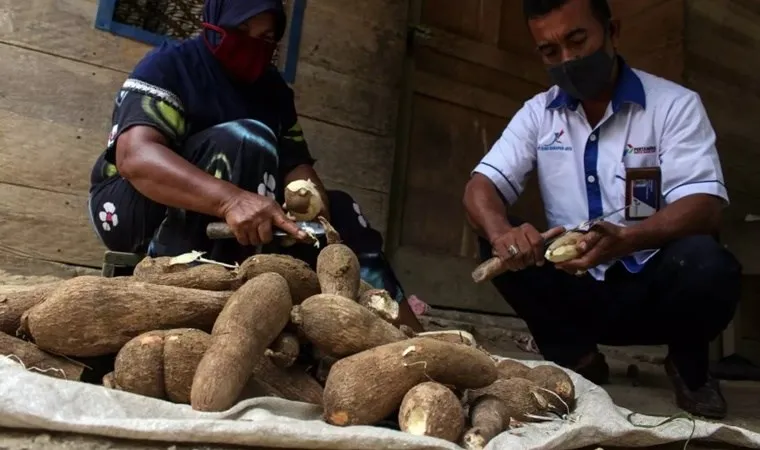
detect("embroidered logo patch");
top-left (538, 129), bottom-right (573, 152)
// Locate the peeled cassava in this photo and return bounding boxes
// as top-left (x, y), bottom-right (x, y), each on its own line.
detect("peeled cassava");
top-left (284, 179), bottom-right (324, 221)
top-left (544, 231), bottom-right (585, 263)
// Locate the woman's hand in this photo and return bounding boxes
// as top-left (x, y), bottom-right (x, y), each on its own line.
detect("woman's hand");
top-left (220, 190), bottom-right (307, 246)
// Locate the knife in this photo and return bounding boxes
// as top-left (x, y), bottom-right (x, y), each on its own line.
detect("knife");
top-left (206, 221), bottom-right (326, 240)
top-left (472, 204), bottom-right (631, 283)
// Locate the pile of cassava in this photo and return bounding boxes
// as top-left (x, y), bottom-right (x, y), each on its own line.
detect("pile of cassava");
top-left (0, 181), bottom-right (577, 449)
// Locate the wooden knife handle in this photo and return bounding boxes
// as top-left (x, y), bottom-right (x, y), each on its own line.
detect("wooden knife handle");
top-left (206, 222), bottom-right (234, 240)
top-left (471, 230), bottom-right (556, 283)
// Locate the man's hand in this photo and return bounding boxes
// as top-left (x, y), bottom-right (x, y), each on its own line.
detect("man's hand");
top-left (220, 190), bottom-right (308, 246)
top-left (490, 224), bottom-right (566, 271)
top-left (555, 222), bottom-right (634, 273)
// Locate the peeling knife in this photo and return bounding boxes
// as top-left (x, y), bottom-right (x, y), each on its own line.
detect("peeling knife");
top-left (206, 221), bottom-right (326, 240)
top-left (543, 204), bottom-right (631, 248)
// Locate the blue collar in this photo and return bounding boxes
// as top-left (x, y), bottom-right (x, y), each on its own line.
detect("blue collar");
top-left (547, 57), bottom-right (646, 112)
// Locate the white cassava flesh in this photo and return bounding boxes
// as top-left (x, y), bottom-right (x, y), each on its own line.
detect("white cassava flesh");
top-left (544, 231), bottom-right (585, 263)
top-left (284, 179), bottom-right (323, 221)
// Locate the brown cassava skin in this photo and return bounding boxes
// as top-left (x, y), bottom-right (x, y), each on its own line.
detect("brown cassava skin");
top-left (19, 276), bottom-right (232, 357)
top-left (525, 364), bottom-right (576, 409)
top-left (134, 258), bottom-right (242, 291)
top-left (133, 256), bottom-right (191, 276)
top-left (0, 282), bottom-right (60, 335)
top-left (318, 216), bottom-right (341, 245)
top-left (191, 273), bottom-right (293, 412)
top-left (0, 331), bottom-right (84, 380)
top-left (291, 294), bottom-right (407, 358)
top-left (418, 330), bottom-right (477, 347)
top-left (238, 254), bottom-right (320, 304)
top-left (398, 382), bottom-right (465, 443)
top-left (265, 332), bottom-right (300, 369)
top-left (358, 289), bottom-right (399, 323)
top-left (469, 377), bottom-right (550, 422)
top-left (114, 331), bottom-right (166, 399)
top-left (250, 357), bottom-right (324, 406)
top-left (462, 395), bottom-right (511, 450)
top-left (163, 329), bottom-right (213, 403)
top-left (323, 337), bottom-right (497, 426)
top-left (316, 244), bottom-right (360, 300)
top-left (495, 359), bottom-right (531, 379)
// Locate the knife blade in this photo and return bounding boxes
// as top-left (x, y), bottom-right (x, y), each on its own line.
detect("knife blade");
top-left (206, 221), bottom-right (326, 240)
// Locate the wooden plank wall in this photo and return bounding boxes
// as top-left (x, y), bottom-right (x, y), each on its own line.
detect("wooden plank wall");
top-left (0, 0), bottom-right (407, 268)
top-left (684, 0), bottom-right (760, 361)
top-left (684, 0), bottom-right (760, 272)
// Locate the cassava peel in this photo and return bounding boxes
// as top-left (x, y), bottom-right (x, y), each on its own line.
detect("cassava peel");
top-left (20, 276), bottom-right (231, 357)
top-left (323, 337), bottom-right (497, 426)
top-left (191, 273), bottom-right (293, 412)
top-left (399, 382), bottom-right (465, 443)
top-left (291, 294), bottom-right (407, 357)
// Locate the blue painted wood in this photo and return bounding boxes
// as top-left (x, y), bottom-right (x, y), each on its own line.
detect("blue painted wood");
top-left (282, 0), bottom-right (306, 83)
top-left (94, 0), bottom-right (306, 84)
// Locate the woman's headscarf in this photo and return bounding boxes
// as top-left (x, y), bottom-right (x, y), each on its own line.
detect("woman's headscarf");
top-left (202, 0), bottom-right (287, 41)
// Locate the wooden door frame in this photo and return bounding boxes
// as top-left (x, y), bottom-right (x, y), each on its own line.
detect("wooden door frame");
top-left (384, 0), bottom-right (424, 260)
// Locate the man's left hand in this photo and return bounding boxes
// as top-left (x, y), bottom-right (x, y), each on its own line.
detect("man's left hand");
top-left (555, 222), bottom-right (635, 274)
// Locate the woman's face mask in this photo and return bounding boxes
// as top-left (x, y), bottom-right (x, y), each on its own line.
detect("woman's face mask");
top-left (202, 22), bottom-right (276, 83)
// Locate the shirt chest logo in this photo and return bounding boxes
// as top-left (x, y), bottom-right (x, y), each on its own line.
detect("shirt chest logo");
top-left (625, 143), bottom-right (657, 156)
top-left (538, 129), bottom-right (573, 152)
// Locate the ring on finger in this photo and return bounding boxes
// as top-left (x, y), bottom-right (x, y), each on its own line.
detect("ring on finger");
top-left (507, 244), bottom-right (519, 257)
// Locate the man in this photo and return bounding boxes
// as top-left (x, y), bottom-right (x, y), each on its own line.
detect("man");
top-left (463, 0), bottom-right (741, 418)
top-left (86, 0), bottom-right (422, 331)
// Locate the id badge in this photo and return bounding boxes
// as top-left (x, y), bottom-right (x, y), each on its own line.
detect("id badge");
top-left (625, 167), bottom-right (661, 220)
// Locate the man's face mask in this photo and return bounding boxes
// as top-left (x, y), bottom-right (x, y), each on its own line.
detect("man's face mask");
top-left (202, 23), bottom-right (276, 83)
top-left (547, 27), bottom-right (615, 101)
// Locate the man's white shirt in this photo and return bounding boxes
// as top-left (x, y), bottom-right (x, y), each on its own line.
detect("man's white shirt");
top-left (473, 60), bottom-right (729, 280)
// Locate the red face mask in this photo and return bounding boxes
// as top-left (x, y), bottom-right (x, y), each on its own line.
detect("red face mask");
top-left (202, 22), bottom-right (276, 83)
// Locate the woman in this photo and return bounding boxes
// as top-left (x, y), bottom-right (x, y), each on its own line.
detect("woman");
top-left (87, 0), bottom-right (422, 330)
